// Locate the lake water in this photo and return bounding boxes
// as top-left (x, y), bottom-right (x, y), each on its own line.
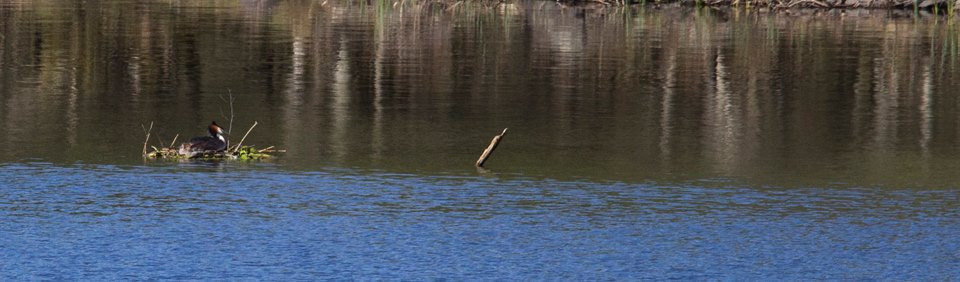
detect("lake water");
top-left (2, 0), bottom-right (960, 279)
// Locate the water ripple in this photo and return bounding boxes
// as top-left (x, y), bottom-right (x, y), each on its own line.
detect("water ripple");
top-left (1, 163), bottom-right (958, 279)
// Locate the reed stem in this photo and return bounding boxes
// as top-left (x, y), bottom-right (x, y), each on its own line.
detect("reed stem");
top-left (142, 122), bottom-right (154, 156)
top-left (233, 121), bottom-right (258, 153)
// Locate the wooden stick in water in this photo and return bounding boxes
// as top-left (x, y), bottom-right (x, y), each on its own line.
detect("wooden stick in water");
top-left (233, 121), bottom-right (258, 153)
top-left (169, 134), bottom-right (179, 149)
top-left (475, 128), bottom-right (507, 167)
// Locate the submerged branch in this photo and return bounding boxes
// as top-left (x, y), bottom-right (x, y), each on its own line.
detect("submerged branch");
top-left (476, 128), bottom-right (508, 167)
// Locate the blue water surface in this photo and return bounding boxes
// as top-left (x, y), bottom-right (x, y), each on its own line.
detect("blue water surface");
top-left (1, 162), bottom-right (959, 280)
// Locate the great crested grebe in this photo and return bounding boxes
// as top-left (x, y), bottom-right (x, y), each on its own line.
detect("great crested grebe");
top-left (178, 121), bottom-right (228, 157)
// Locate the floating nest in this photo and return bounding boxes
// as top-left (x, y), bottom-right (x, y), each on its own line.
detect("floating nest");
top-left (142, 121), bottom-right (283, 161)
top-left (146, 145), bottom-right (282, 160)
